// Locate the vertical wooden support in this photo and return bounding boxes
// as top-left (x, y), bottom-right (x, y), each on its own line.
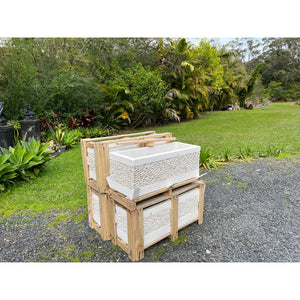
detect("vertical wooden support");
top-left (127, 209), bottom-right (144, 261)
top-left (80, 140), bottom-right (89, 185)
top-left (109, 197), bottom-right (117, 245)
top-left (136, 208), bottom-right (144, 260)
top-left (94, 143), bottom-right (110, 193)
top-left (127, 210), bottom-right (136, 261)
top-left (94, 142), bottom-right (114, 240)
top-left (171, 195), bottom-right (179, 242)
top-left (198, 180), bottom-right (206, 225)
top-left (86, 186), bottom-right (95, 229)
top-left (97, 193), bottom-right (112, 240)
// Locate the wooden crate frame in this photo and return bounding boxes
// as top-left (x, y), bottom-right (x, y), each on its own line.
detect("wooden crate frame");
top-left (81, 131), bottom-right (175, 240)
top-left (86, 185), bottom-right (115, 240)
top-left (81, 131), bottom-right (175, 192)
top-left (109, 180), bottom-right (206, 261)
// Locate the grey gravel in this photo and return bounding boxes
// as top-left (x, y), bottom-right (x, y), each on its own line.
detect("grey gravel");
top-left (0, 156), bottom-right (299, 262)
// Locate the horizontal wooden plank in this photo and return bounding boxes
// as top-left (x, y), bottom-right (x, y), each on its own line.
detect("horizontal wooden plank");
top-left (86, 133), bottom-right (173, 148)
top-left (136, 193), bottom-right (170, 210)
top-left (115, 137), bottom-right (176, 146)
top-left (133, 178), bottom-right (200, 203)
top-left (144, 232), bottom-right (172, 249)
top-left (109, 189), bottom-right (137, 211)
top-left (100, 133), bottom-right (173, 145)
top-left (82, 131), bottom-right (156, 143)
top-left (172, 180), bottom-right (205, 196)
top-left (178, 217), bottom-right (199, 231)
top-left (171, 177), bottom-right (200, 190)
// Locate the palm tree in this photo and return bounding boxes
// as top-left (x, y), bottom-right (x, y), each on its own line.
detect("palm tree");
top-left (161, 38), bottom-right (211, 119)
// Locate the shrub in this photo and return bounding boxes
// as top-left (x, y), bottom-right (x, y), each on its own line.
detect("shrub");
top-left (199, 146), bottom-right (218, 170)
top-left (45, 72), bottom-right (103, 117)
top-left (79, 127), bottom-right (112, 138)
top-left (266, 81), bottom-right (287, 101)
top-left (0, 138), bottom-right (53, 191)
top-left (100, 61), bottom-right (170, 127)
top-left (62, 129), bottom-right (83, 149)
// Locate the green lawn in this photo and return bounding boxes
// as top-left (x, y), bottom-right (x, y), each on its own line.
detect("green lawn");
top-left (1, 102), bottom-right (299, 216)
top-left (0, 145), bottom-right (87, 216)
top-left (147, 102), bottom-right (300, 157)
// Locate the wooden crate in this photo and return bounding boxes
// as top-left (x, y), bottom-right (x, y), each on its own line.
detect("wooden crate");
top-left (109, 180), bottom-right (206, 261)
top-left (81, 131), bottom-right (175, 240)
top-left (80, 131), bottom-right (175, 191)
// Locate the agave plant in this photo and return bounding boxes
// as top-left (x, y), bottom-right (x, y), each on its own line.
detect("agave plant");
top-left (0, 153), bottom-right (18, 191)
top-left (1, 138), bottom-right (53, 182)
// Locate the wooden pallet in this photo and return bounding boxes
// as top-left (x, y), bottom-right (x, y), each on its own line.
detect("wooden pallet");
top-left (109, 180), bottom-right (206, 261)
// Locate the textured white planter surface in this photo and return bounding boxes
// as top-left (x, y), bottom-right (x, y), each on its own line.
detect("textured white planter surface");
top-left (87, 143), bottom-right (140, 180)
top-left (92, 191), bottom-right (101, 225)
top-left (143, 200), bottom-right (171, 246)
top-left (115, 199), bottom-right (171, 247)
top-left (107, 142), bottom-right (200, 200)
top-left (178, 188), bottom-right (199, 228)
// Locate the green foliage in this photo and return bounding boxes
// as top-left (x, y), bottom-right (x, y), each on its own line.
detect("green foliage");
top-left (255, 38), bottom-right (300, 101)
top-left (0, 144), bottom-right (85, 215)
top-left (0, 154), bottom-right (18, 191)
top-left (221, 146), bottom-right (233, 162)
top-left (237, 62), bottom-right (266, 108)
top-left (266, 81), bottom-right (286, 101)
top-left (62, 129), bottom-right (83, 149)
top-left (100, 62), bottom-right (170, 127)
top-left (45, 72), bottom-right (103, 116)
top-left (162, 38), bottom-right (226, 117)
top-left (199, 146), bottom-right (219, 170)
top-left (0, 138), bottom-right (53, 191)
top-left (1, 37), bottom-right (299, 131)
top-left (79, 127), bottom-right (111, 138)
top-left (7, 120), bottom-right (21, 145)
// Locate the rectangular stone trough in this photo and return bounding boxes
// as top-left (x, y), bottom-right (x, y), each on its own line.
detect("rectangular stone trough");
top-left (106, 142), bottom-right (200, 200)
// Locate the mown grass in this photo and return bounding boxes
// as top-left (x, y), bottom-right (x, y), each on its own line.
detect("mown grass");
top-left (147, 102), bottom-right (300, 157)
top-left (0, 102), bottom-right (299, 216)
top-left (0, 144), bottom-right (87, 216)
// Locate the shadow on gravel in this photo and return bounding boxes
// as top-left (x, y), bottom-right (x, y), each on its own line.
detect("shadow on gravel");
top-left (1, 156), bottom-right (299, 262)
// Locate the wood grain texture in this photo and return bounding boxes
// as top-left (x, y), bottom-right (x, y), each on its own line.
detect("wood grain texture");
top-left (80, 140), bottom-right (89, 185)
top-left (171, 195), bottom-right (179, 241)
top-left (198, 180), bottom-right (206, 225)
top-left (86, 185), bottom-right (95, 229)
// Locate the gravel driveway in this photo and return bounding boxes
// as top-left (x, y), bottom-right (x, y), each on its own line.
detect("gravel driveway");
top-left (0, 156), bottom-right (299, 262)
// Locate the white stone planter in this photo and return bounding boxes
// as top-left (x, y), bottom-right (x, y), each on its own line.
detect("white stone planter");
top-left (107, 142), bottom-right (200, 200)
